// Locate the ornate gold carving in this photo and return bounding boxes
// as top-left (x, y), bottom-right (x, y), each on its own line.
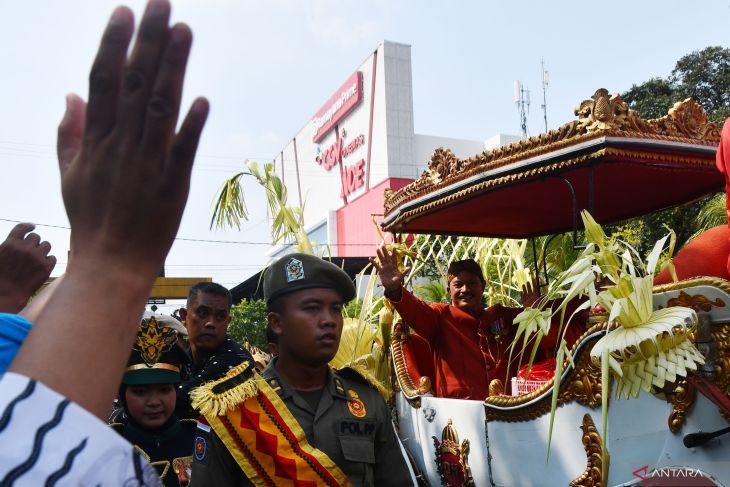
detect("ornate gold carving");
top-left (391, 321), bottom-right (431, 406)
top-left (668, 378), bottom-right (697, 433)
top-left (484, 324), bottom-right (606, 422)
top-left (576, 89), bottom-right (638, 132)
top-left (666, 290), bottom-right (726, 312)
top-left (382, 91), bottom-right (720, 224)
top-left (712, 323), bottom-right (730, 423)
top-left (427, 148), bottom-right (460, 184)
top-left (432, 419), bottom-right (474, 487)
top-left (569, 414), bottom-right (608, 487)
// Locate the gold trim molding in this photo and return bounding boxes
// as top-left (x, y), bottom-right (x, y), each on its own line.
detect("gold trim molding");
top-left (484, 323), bottom-right (607, 422)
top-left (383, 91), bottom-right (720, 223)
top-left (391, 321), bottom-right (432, 407)
top-left (569, 414), bottom-right (608, 487)
top-left (653, 276), bottom-right (730, 296)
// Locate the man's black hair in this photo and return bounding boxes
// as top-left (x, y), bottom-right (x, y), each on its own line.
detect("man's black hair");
top-left (265, 324), bottom-right (278, 345)
top-left (447, 259), bottom-right (486, 286)
top-left (267, 294), bottom-right (285, 314)
top-left (187, 281), bottom-right (232, 308)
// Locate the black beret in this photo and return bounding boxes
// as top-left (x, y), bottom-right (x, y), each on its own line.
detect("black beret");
top-left (264, 253), bottom-right (356, 304)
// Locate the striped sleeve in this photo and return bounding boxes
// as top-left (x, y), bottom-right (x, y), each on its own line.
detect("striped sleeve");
top-left (0, 372), bottom-right (161, 487)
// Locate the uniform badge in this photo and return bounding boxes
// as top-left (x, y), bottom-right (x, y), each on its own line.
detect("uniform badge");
top-left (347, 389), bottom-right (366, 418)
top-left (134, 317), bottom-right (178, 366)
top-left (194, 436), bottom-right (207, 461)
top-left (285, 258), bottom-right (305, 282)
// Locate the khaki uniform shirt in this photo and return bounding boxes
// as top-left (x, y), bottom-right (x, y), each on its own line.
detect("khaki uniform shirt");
top-left (190, 361), bottom-right (413, 486)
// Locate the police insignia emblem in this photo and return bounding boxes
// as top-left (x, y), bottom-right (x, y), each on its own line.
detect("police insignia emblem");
top-left (432, 419), bottom-right (473, 487)
top-left (133, 317), bottom-right (178, 366)
top-left (194, 436), bottom-right (207, 461)
top-left (285, 258), bottom-right (305, 282)
top-left (347, 389), bottom-right (366, 418)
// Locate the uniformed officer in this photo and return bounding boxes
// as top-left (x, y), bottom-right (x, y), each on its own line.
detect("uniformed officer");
top-left (111, 313), bottom-right (198, 486)
top-left (189, 253), bottom-right (413, 486)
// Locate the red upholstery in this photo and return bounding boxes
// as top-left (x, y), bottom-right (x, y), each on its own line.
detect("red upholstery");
top-left (400, 330), bottom-right (435, 392)
top-left (654, 225), bottom-right (730, 284)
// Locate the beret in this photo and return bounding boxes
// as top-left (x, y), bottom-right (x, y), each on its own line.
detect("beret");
top-left (263, 253), bottom-right (356, 304)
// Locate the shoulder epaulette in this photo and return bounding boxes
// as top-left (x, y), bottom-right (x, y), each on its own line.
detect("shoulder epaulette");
top-left (190, 360), bottom-right (258, 417)
top-left (336, 365), bottom-right (390, 401)
top-left (179, 418), bottom-right (198, 430)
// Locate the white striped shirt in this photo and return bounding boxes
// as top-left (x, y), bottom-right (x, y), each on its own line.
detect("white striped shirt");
top-left (0, 372), bottom-right (161, 486)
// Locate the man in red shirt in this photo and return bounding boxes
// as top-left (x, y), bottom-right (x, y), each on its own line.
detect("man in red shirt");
top-left (373, 245), bottom-right (532, 400)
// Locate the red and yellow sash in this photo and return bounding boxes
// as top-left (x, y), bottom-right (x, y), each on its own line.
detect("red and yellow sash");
top-left (196, 366), bottom-right (351, 487)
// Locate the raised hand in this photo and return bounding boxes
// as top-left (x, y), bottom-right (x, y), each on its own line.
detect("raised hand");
top-left (58, 0), bottom-right (208, 281)
top-left (9, 0), bottom-right (209, 419)
top-left (371, 244), bottom-right (411, 293)
top-left (0, 223), bottom-right (56, 313)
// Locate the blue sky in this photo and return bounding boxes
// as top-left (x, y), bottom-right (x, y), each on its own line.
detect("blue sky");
top-left (0, 0), bottom-right (727, 308)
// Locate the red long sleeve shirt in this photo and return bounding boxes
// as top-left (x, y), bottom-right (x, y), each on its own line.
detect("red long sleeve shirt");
top-left (389, 289), bottom-right (526, 400)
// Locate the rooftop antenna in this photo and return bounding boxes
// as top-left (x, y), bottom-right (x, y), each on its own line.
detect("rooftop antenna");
top-left (514, 80), bottom-right (530, 138)
top-left (541, 59), bottom-right (549, 132)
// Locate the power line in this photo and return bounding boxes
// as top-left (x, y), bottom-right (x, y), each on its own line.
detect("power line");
top-left (0, 218), bottom-right (385, 247)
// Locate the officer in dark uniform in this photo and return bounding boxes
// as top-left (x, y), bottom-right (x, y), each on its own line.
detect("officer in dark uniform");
top-left (111, 314), bottom-right (198, 486)
top-left (189, 253), bottom-right (414, 486)
top-left (176, 281), bottom-right (252, 418)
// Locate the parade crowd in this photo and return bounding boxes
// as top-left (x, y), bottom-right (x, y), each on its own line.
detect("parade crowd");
top-left (0, 2), bottom-right (415, 485)
top-left (0, 1), bottom-right (595, 485)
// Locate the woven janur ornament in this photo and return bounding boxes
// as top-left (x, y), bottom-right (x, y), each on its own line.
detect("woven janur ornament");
top-left (582, 213), bottom-right (705, 399)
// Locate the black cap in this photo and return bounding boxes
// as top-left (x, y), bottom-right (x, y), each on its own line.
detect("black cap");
top-left (263, 253), bottom-right (356, 304)
top-left (447, 258), bottom-right (485, 285)
top-left (122, 314), bottom-right (190, 385)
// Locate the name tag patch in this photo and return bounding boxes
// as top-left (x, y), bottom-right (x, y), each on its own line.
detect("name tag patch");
top-left (340, 421), bottom-right (376, 436)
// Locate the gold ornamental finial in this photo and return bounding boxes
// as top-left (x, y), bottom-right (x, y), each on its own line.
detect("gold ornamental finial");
top-left (442, 418), bottom-right (459, 443)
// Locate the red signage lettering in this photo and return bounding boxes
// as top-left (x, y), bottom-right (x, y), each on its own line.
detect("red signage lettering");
top-left (316, 129), bottom-right (365, 172)
top-left (341, 159), bottom-right (365, 199)
top-left (311, 72), bottom-right (363, 143)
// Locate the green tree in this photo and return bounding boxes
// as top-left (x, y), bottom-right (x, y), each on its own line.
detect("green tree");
top-left (621, 77), bottom-right (676, 119)
top-left (622, 46), bottom-right (730, 123)
top-left (618, 46), bottom-right (730, 253)
top-left (227, 298), bottom-right (268, 350)
top-left (672, 46), bottom-right (730, 123)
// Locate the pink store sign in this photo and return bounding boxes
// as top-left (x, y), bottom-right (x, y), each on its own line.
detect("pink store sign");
top-left (311, 71), bottom-right (363, 143)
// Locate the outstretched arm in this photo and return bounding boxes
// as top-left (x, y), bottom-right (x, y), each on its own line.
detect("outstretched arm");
top-left (0, 223), bottom-right (56, 313)
top-left (9, 0), bottom-right (209, 419)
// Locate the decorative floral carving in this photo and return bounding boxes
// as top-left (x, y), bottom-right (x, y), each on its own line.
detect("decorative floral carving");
top-left (427, 148), bottom-right (459, 184)
top-left (576, 88), bottom-right (640, 132)
top-left (668, 378), bottom-right (697, 433)
top-left (569, 414), bottom-right (608, 487)
top-left (433, 419), bottom-right (474, 487)
top-left (382, 90), bottom-right (720, 223)
top-left (712, 323), bottom-right (730, 423)
top-left (666, 290), bottom-right (726, 312)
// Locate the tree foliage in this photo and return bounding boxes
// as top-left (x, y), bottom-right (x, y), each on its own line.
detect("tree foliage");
top-left (227, 298), bottom-right (268, 350)
top-left (622, 46), bottom-right (730, 123)
top-left (618, 46), bottom-right (730, 253)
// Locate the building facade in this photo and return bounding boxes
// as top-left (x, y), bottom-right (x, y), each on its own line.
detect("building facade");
top-left (271, 41), bottom-right (519, 260)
